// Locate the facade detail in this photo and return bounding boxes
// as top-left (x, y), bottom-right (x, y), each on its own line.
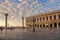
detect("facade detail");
top-left (26, 10), bottom-right (60, 28)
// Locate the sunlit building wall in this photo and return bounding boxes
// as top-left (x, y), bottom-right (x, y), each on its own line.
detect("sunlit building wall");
top-left (26, 10), bottom-right (60, 28)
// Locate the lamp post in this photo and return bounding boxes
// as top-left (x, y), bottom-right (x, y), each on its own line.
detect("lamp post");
top-left (5, 13), bottom-right (8, 29)
top-left (33, 17), bottom-right (35, 32)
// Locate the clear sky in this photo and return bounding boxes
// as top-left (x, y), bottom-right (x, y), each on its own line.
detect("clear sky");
top-left (0, 0), bottom-right (60, 27)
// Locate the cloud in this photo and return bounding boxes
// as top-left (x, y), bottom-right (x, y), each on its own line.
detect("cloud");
top-left (0, 0), bottom-right (60, 26)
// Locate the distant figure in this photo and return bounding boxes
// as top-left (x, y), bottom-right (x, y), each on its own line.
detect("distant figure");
top-left (0, 27), bottom-right (3, 31)
top-left (23, 27), bottom-right (25, 29)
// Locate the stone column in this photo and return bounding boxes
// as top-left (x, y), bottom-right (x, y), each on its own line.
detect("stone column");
top-left (57, 22), bottom-right (58, 29)
top-left (48, 24), bottom-right (50, 28)
top-left (56, 15), bottom-right (58, 28)
top-left (52, 16), bottom-right (54, 20)
top-left (5, 13), bottom-right (8, 29)
top-left (52, 23), bottom-right (54, 28)
top-left (45, 24), bottom-right (46, 28)
top-left (22, 17), bottom-right (24, 28)
top-left (42, 24), bottom-right (43, 28)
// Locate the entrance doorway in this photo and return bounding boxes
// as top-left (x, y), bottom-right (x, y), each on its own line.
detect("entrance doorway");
top-left (40, 25), bottom-right (42, 28)
top-left (50, 24), bottom-right (53, 28)
top-left (58, 22), bottom-right (60, 27)
top-left (43, 24), bottom-right (45, 28)
top-left (54, 23), bottom-right (57, 28)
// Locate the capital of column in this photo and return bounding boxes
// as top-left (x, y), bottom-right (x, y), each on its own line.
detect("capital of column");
top-left (5, 13), bottom-right (8, 16)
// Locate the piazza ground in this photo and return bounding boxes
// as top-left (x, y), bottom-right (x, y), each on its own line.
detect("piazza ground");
top-left (0, 28), bottom-right (60, 40)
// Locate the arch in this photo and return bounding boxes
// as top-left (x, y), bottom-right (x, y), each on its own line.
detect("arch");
top-left (54, 23), bottom-right (57, 28)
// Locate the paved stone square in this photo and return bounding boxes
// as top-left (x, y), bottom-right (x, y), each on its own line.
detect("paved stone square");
top-left (0, 28), bottom-right (60, 40)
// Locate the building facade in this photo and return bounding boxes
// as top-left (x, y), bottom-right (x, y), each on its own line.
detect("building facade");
top-left (26, 10), bottom-right (60, 28)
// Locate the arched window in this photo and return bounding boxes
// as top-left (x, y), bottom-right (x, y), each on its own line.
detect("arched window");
top-left (50, 16), bottom-right (52, 20)
top-left (43, 17), bottom-right (45, 21)
top-left (46, 17), bottom-right (48, 20)
top-left (58, 14), bottom-right (60, 19)
top-left (54, 15), bottom-right (56, 20)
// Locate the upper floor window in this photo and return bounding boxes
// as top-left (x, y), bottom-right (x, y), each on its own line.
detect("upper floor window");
top-left (50, 16), bottom-right (52, 20)
top-left (37, 18), bottom-right (39, 21)
top-left (54, 15), bottom-right (56, 20)
top-left (43, 17), bottom-right (45, 21)
top-left (58, 14), bottom-right (60, 19)
top-left (33, 18), bottom-right (36, 22)
top-left (46, 17), bottom-right (48, 20)
top-left (40, 18), bottom-right (41, 21)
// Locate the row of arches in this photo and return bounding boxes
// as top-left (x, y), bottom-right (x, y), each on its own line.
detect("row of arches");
top-left (33, 22), bottom-right (60, 28)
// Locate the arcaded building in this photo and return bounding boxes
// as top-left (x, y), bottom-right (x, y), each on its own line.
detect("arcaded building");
top-left (26, 10), bottom-right (60, 28)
